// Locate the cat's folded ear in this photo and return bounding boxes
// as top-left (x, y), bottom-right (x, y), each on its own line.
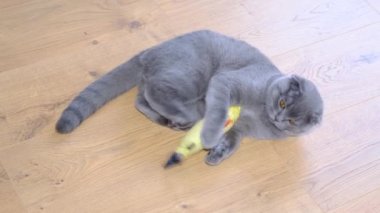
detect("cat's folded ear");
top-left (289, 74), bottom-right (303, 95)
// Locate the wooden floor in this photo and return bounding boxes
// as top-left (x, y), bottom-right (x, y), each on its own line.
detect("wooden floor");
top-left (1, 0), bottom-right (380, 212)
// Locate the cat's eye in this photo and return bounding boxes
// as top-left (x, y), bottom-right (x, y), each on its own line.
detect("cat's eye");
top-left (288, 119), bottom-right (296, 125)
top-left (279, 99), bottom-right (286, 109)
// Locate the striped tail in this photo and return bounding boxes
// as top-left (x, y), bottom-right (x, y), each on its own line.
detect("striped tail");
top-left (56, 55), bottom-right (142, 133)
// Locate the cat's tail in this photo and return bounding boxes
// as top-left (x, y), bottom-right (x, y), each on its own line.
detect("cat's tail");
top-left (56, 55), bottom-right (143, 134)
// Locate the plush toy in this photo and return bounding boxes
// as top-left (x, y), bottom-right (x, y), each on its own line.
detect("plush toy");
top-left (164, 106), bottom-right (241, 168)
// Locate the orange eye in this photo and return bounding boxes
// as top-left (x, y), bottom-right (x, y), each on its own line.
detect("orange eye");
top-left (279, 99), bottom-right (286, 109)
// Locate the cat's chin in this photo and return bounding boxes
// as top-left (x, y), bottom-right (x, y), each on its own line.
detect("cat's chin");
top-left (271, 120), bottom-right (300, 136)
top-left (283, 130), bottom-right (298, 136)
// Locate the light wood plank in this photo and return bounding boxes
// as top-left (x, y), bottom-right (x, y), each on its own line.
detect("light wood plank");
top-left (0, 0), bottom-right (168, 72)
top-left (0, 134), bottom-right (323, 212)
top-left (271, 23), bottom-right (380, 212)
top-left (0, 162), bottom-right (25, 213)
top-left (239, 0), bottom-right (380, 56)
top-left (1, 0), bottom-right (380, 212)
top-left (0, 21), bottom-right (173, 150)
top-left (156, 0), bottom-right (380, 56)
top-left (328, 187), bottom-right (380, 213)
top-left (155, 0), bottom-right (254, 36)
top-left (272, 23), bottom-right (380, 115)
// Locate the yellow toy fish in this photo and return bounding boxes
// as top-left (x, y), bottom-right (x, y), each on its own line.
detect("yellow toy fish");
top-left (164, 106), bottom-right (241, 168)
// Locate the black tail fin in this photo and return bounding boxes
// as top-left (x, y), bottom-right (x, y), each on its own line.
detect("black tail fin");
top-left (56, 55), bottom-right (142, 133)
top-left (164, 152), bottom-right (183, 169)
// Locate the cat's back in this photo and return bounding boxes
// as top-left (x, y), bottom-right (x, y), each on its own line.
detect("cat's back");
top-left (142, 30), bottom-right (227, 58)
top-left (160, 30), bottom-right (253, 56)
top-left (170, 30), bottom-right (275, 70)
top-left (139, 30), bottom-right (218, 70)
top-left (141, 30), bottom-right (276, 75)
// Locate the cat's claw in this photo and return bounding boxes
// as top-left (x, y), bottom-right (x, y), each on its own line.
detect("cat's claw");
top-left (204, 135), bottom-right (238, 165)
top-left (205, 151), bottom-right (224, 166)
top-left (205, 144), bottom-right (229, 165)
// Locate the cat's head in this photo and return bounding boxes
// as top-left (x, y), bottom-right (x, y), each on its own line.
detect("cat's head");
top-left (265, 75), bottom-right (323, 136)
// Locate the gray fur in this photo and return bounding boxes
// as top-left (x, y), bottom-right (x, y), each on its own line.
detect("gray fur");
top-left (56, 30), bottom-right (323, 165)
top-left (56, 55), bottom-right (142, 133)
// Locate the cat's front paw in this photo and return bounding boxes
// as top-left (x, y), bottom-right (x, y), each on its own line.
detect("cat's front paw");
top-left (205, 142), bottom-right (230, 166)
top-left (205, 148), bottom-right (225, 166)
top-left (204, 137), bottom-right (237, 166)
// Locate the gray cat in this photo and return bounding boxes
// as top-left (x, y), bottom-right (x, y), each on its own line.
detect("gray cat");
top-left (56, 30), bottom-right (323, 165)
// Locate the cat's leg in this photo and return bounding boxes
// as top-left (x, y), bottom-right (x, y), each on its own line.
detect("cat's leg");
top-left (205, 129), bottom-right (242, 166)
top-left (144, 80), bottom-right (204, 130)
top-left (201, 74), bottom-right (232, 149)
top-left (136, 92), bottom-right (194, 129)
top-left (135, 92), bottom-right (169, 126)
